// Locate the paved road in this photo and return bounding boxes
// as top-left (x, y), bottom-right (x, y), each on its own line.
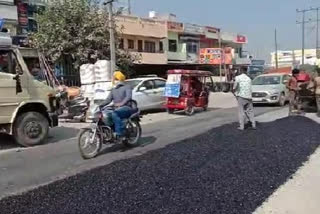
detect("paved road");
top-left (1, 113), bottom-right (319, 214)
top-left (0, 106), bottom-right (280, 199)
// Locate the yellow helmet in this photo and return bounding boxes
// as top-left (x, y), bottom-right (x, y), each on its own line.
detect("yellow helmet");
top-left (113, 71), bottom-right (126, 81)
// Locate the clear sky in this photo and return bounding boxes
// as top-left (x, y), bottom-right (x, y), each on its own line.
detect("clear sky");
top-left (121, 0), bottom-right (320, 62)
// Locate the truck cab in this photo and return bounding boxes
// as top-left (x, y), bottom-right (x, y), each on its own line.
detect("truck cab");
top-left (0, 33), bottom-right (58, 147)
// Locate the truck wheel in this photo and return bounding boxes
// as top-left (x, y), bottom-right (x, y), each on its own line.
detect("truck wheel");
top-left (13, 112), bottom-right (49, 147)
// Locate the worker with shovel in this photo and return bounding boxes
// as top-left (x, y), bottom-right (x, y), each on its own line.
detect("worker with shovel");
top-left (233, 68), bottom-right (256, 131)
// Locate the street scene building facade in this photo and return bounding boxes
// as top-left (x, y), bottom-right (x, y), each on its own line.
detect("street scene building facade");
top-left (271, 49), bottom-right (320, 68)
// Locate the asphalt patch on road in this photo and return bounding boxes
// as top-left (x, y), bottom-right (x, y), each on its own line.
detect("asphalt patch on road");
top-left (1, 116), bottom-right (320, 214)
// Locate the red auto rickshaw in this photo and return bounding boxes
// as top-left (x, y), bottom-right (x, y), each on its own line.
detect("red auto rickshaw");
top-left (164, 70), bottom-right (213, 116)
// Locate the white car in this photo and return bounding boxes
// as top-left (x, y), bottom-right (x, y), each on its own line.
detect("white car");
top-left (125, 76), bottom-right (167, 111)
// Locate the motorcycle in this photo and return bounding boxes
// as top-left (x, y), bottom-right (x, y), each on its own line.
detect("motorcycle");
top-left (78, 100), bottom-right (142, 159)
top-left (58, 90), bottom-right (90, 122)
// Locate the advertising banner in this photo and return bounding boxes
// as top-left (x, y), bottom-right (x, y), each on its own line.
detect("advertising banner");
top-left (199, 48), bottom-right (234, 65)
top-left (17, 0), bottom-right (29, 34)
top-left (199, 48), bottom-right (223, 65)
top-left (165, 74), bottom-right (181, 98)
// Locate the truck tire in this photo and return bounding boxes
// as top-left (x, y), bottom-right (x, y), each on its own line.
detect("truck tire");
top-left (13, 112), bottom-right (49, 147)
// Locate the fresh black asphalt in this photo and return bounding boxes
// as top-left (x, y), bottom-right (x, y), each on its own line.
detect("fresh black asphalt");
top-left (1, 116), bottom-right (319, 214)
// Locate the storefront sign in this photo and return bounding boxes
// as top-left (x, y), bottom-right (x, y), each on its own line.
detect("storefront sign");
top-left (167, 21), bottom-right (183, 32)
top-left (199, 48), bottom-right (233, 65)
top-left (184, 23), bottom-right (205, 35)
top-left (234, 35), bottom-right (247, 44)
top-left (199, 48), bottom-right (223, 65)
top-left (17, 0), bottom-right (29, 33)
top-left (205, 26), bottom-right (219, 40)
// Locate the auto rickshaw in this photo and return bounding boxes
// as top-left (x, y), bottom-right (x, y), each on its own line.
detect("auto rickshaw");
top-left (164, 70), bottom-right (213, 116)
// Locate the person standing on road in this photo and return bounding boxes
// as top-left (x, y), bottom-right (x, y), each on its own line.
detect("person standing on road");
top-left (286, 69), bottom-right (301, 115)
top-left (314, 68), bottom-right (320, 116)
top-left (233, 68), bottom-right (256, 130)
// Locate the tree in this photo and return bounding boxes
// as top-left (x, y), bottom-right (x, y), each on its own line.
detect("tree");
top-left (31, 0), bottom-right (135, 75)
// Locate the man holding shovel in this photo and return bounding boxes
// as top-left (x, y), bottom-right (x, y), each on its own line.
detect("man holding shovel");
top-left (233, 68), bottom-right (256, 131)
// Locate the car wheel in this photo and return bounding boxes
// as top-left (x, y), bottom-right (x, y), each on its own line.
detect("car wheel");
top-left (278, 93), bottom-right (286, 106)
top-left (167, 108), bottom-right (174, 114)
top-left (185, 105), bottom-right (195, 116)
top-left (13, 112), bottom-right (49, 147)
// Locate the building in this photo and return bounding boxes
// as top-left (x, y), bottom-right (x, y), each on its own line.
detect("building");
top-left (271, 49), bottom-right (320, 68)
top-left (116, 15), bottom-right (168, 65)
top-left (165, 20), bottom-right (187, 63)
top-left (0, 0), bottom-right (18, 35)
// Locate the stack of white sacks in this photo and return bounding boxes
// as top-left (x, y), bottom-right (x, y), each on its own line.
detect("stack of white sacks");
top-left (80, 60), bottom-right (113, 101)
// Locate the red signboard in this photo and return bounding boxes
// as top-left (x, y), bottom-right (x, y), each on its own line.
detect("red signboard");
top-left (234, 35), bottom-right (247, 44)
top-left (167, 21), bottom-right (183, 32)
top-left (17, 1), bottom-right (29, 28)
top-left (205, 26), bottom-right (219, 34)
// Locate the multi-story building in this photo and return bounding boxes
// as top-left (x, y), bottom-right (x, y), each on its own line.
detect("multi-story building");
top-left (116, 15), bottom-right (168, 65)
top-left (0, 0), bottom-right (18, 35)
top-left (165, 20), bottom-right (187, 63)
top-left (271, 49), bottom-right (320, 68)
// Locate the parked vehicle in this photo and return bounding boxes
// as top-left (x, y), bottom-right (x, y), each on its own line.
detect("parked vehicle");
top-left (252, 73), bottom-right (290, 106)
top-left (78, 100), bottom-right (141, 159)
top-left (0, 33), bottom-right (59, 147)
top-left (125, 76), bottom-right (167, 111)
top-left (164, 70), bottom-right (213, 116)
top-left (58, 90), bottom-right (90, 122)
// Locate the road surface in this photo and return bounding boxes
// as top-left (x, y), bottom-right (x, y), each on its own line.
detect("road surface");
top-left (0, 105), bottom-right (280, 199)
top-left (1, 110), bottom-right (320, 214)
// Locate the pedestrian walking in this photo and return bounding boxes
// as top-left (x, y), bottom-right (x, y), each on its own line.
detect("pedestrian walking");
top-left (286, 69), bottom-right (301, 115)
top-left (233, 68), bottom-right (256, 130)
top-left (314, 68), bottom-right (320, 117)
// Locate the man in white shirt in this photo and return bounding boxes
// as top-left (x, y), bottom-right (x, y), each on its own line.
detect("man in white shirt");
top-left (233, 68), bottom-right (256, 130)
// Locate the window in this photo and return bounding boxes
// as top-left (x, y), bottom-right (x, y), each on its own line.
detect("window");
top-left (138, 40), bottom-right (143, 52)
top-left (159, 41), bottom-right (163, 52)
top-left (154, 79), bottom-right (166, 88)
top-left (128, 39), bottom-right (135, 49)
top-left (119, 38), bottom-right (124, 49)
top-left (169, 40), bottom-right (177, 52)
top-left (141, 80), bottom-right (154, 90)
top-left (187, 43), bottom-right (198, 53)
top-left (145, 41), bottom-right (156, 53)
top-left (0, 50), bottom-right (18, 74)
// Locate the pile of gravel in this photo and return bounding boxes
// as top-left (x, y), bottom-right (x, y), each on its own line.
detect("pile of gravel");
top-left (1, 116), bottom-right (320, 214)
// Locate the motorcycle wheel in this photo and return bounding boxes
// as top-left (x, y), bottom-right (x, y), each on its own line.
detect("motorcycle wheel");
top-left (78, 128), bottom-right (102, 159)
top-left (123, 120), bottom-right (142, 148)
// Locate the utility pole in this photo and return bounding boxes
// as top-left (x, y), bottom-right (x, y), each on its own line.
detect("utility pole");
top-left (104, 0), bottom-right (116, 76)
top-left (274, 29), bottom-right (279, 70)
top-left (297, 7), bottom-right (320, 64)
top-left (218, 29), bottom-right (222, 83)
top-left (317, 8), bottom-right (320, 59)
top-left (128, 0), bottom-right (131, 15)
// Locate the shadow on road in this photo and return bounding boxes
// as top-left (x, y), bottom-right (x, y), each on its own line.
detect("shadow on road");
top-left (98, 136), bottom-right (157, 157)
top-left (0, 134), bottom-right (18, 150)
top-left (48, 126), bottom-right (80, 144)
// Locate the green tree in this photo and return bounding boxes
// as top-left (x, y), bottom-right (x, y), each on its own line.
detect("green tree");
top-left (31, 0), bottom-right (135, 75)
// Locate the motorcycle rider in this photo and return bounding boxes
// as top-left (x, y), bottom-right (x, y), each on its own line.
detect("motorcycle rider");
top-left (99, 71), bottom-right (132, 140)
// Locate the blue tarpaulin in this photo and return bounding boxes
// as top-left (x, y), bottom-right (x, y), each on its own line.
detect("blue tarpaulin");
top-left (164, 83), bottom-right (181, 98)
top-left (0, 18), bottom-right (4, 30)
